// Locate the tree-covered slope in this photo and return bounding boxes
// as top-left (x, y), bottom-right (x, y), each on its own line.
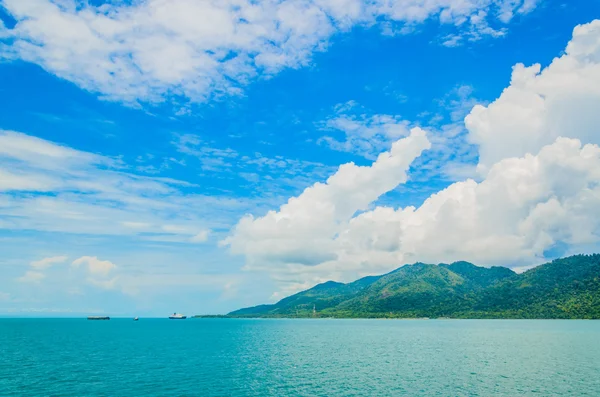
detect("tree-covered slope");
top-left (228, 275), bottom-right (381, 316)
top-left (225, 255), bottom-right (600, 319)
top-left (330, 263), bottom-right (481, 317)
top-left (466, 254), bottom-right (600, 319)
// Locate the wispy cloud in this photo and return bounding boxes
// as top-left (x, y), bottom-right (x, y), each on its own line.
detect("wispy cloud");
top-left (172, 132), bottom-right (335, 198)
top-left (318, 86), bottom-right (482, 185)
top-left (409, 85), bottom-right (483, 183)
top-left (15, 255), bottom-right (69, 284)
top-left (30, 255), bottom-right (68, 270)
top-left (0, 130), bottom-right (254, 240)
top-left (17, 271), bottom-right (45, 284)
top-left (440, 10), bottom-right (508, 47)
top-left (318, 101), bottom-right (414, 159)
top-left (173, 134), bottom-right (239, 172)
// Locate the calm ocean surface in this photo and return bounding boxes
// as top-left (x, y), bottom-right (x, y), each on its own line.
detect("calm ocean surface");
top-left (1, 319), bottom-right (599, 396)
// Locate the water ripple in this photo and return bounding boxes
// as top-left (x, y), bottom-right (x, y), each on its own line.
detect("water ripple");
top-left (0, 319), bottom-right (599, 396)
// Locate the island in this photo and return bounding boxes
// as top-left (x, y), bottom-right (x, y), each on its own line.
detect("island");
top-left (194, 254), bottom-right (600, 319)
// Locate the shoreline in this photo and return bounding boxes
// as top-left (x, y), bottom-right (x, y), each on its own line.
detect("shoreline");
top-left (191, 316), bottom-right (599, 320)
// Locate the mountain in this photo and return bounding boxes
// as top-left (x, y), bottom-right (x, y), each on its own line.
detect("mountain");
top-left (467, 255), bottom-right (600, 318)
top-left (230, 276), bottom-right (382, 316)
top-left (226, 254), bottom-right (600, 319)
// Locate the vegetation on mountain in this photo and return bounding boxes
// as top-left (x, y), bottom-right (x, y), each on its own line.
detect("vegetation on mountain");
top-left (223, 254), bottom-right (600, 319)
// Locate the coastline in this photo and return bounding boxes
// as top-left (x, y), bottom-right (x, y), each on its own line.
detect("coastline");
top-left (191, 315), bottom-right (599, 320)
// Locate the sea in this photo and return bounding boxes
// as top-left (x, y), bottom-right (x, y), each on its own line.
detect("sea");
top-left (1, 319), bottom-right (599, 396)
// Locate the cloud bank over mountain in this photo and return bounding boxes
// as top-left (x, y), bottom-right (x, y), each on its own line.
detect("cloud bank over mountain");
top-left (225, 19), bottom-right (600, 297)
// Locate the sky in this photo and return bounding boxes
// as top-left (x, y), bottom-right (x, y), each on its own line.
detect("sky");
top-left (1, 0), bottom-right (600, 317)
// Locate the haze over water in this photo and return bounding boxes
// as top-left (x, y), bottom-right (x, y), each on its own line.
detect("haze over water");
top-left (1, 319), bottom-right (599, 396)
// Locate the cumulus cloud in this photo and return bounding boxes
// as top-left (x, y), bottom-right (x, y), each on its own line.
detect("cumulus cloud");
top-left (465, 19), bottom-right (600, 174)
top-left (223, 128), bottom-right (432, 268)
top-left (336, 137), bottom-right (600, 270)
top-left (72, 256), bottom-right (117, 276)
top-left (0, 0), bottom-right (541, 105)
top-left (70, 255), bottom-right (120, 292)
top-left (228, 136), bottom-right (600, 298)
top-left (225, 19), bottom-right (600, 297)
top-left (30, 255), bottom-right (68, 269)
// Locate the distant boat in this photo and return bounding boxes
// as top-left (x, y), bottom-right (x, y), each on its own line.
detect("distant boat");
top-left (169, 313), bottom-right (187, 319)
top-left (87, 316), bottom-right (110, 320)
top-left (134, 317), bottom-right (139, 321)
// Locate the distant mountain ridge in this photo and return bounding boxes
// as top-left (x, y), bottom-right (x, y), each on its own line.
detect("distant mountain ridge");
top-left (226, 255), bottom-right (600, 319)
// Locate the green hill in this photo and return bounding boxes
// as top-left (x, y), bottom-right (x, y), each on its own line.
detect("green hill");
top-left (231, 276), bottom-right (382, 316)
top-left (226, 254), bottom-right (600, 319)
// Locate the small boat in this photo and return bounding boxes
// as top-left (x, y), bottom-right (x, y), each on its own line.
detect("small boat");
top-left (134, 317), bottom-right (139, 321)
top-left (169, 312), bottom-right (187, 319)
top-left (87, 316), bottom-right (110, 320)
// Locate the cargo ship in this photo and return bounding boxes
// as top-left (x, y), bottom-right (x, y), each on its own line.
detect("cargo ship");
top-left (87, 316), bottom-right (110, 320)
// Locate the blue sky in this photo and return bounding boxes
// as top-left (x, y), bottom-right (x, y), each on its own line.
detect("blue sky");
top-left (1, 0), bottom-right (600, 316)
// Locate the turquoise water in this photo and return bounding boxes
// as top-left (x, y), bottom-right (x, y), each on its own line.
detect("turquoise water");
top-left (1, 319), bottom-right (599, 396)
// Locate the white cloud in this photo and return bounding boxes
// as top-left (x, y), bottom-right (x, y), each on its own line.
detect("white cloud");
top-left (173, 134), bottom-right (239, 172)
top-left (17, 271), bottom-right (46, 284)
top-left (173, 132), bottom-right (336, 200)
top-left (335, 137), bottom-right (600, 271)
top-left (227, 137), bottom-right (600, 298)
top-left (225, 19), bottom-right (600, 297)
top-left (223, 128), bottom-right (431, 268)
top-left (72, 256), bottom-right (117, 276)
top-left (318, 101), bottom-right (413, 159)
top-left (174, 133), bottom-right (332, 181)
top-left (0, 0), bottom-right (541, 105)
top-left (14, 255), bottom-right (69, 285)
top-left (30, 255), bottom-right (68, 269)
top-left (320, 86), bottom-right (481, 183)
top-left (191, 230), bottom-right (210, 243)
top-left (0, 130), bottom-right (106, 171)
top-left (0, 130), bottom-right (236, 241)
top-left (161, 224), bottom-right (200, 234)
top-left (0, 169), bottom-right (59, 192)
top-left (465, 20), bottom-right (600, 174)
